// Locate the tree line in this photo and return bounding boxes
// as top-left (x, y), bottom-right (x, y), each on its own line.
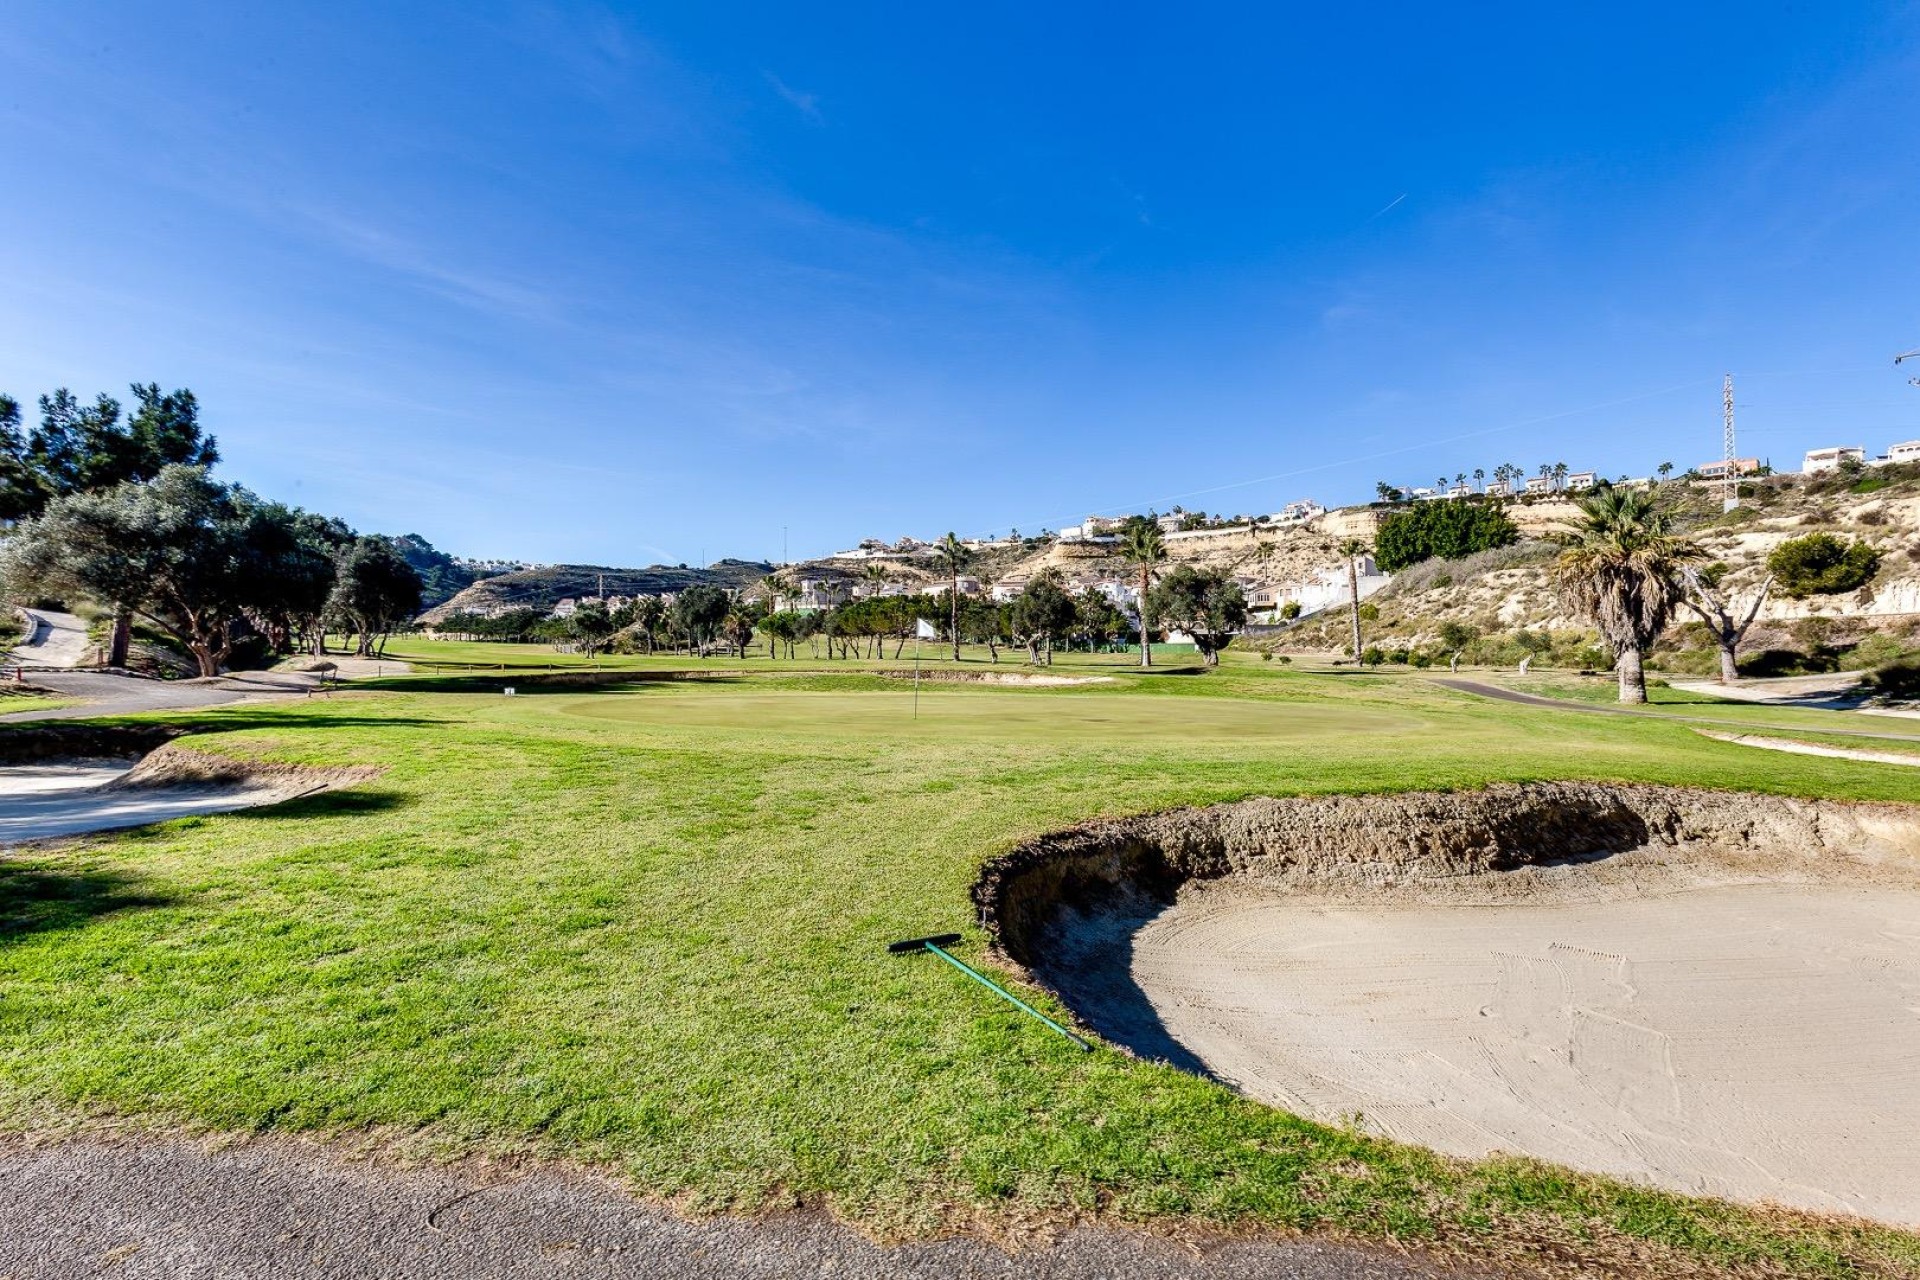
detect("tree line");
top-left (0, 386), bottom-right (423, 675)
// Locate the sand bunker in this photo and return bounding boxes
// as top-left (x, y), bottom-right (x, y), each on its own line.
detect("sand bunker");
top-left (977, 784), bottom-right (1920, 1224)
top-left (877, 670), bottom-right (1115, 687)
top-left (0, 745), bottom-right (376, 844)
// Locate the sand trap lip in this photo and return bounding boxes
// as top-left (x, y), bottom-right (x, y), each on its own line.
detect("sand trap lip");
top-left (0, 745), bottom-right (378, 844)
top-left (976, 784), bottom-right (1920, 1225)
top-left (1695, 727), bottom-right (1920, 767)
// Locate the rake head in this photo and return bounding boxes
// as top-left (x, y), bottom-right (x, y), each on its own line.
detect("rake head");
top-left (888, 933), bottom-right (962, 954)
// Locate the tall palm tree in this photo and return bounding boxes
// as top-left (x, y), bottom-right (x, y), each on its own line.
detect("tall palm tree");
top-left (1118, 518), bottom-right (1167, 667)
top-left (861, 562), bottom-right (888, 596)
top-left (757, 574), bottom-right (785, 610)
top-left (1552, 486), bottom-right (1701, 703)
top-left (1473, 467), bottom-right (1486, 491)
top-left (1338, 537), bottom-right (1370, 659)
top-left (932, 531), bottom-right (973, 661)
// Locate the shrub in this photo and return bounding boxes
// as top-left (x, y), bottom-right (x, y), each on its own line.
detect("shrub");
top-left (1437, 621), bottom-right (1477, 650)
top-left (1357, 602), bottom-right (1380, 622)
top-left (1373, 500), bottom-right (1520, 572)
top-left (1866, 660), bottom-right (1920, 701)
top-left (1279, 601), bottom-right (1302, 621)
top-left (1361, 646), bottom-right (1386, 666)
top-left (1767, 533), bottom-right (1881, 597)
top-left (1738, 648), bottom-right (1840, 678)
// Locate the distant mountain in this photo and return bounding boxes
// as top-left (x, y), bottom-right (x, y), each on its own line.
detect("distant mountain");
top-left (419, 558), bottom-right (776, 621)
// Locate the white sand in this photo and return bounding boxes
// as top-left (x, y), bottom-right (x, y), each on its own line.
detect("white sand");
top-left (0, 760), bottom-right (318, 844)
top-left (1128, 883), bottom-right (1920, 1223)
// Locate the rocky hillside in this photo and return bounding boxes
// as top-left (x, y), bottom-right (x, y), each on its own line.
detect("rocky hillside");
top-left (420, 558), bottom-right (775, 622)
top-left (1280, 465), bottom-right (1920, 675)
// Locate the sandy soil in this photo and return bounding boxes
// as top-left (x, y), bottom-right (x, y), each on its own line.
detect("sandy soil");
top-left (1123, 881), bottom-right (1920, 1224)
top-left (879, 669), bottom-right (1115, 686)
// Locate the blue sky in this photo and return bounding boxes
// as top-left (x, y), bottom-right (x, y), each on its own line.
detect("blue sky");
top-left (3, 4), bottom-right (1918, 565)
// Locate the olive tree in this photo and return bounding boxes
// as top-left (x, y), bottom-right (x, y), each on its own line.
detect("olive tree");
top-left (1147, 565), bottom-right (1248, 666)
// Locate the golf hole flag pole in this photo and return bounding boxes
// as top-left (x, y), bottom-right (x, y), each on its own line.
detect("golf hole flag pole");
top-left (912, 616), bottom-right (938, 719)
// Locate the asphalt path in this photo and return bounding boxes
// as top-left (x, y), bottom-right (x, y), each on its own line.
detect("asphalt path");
top-left (0, 1138), bottom-right (1505, 1280)
top-left (0, 671), bottom-right (320, 723)
top-left (7, 608), bottom-right (89, 668)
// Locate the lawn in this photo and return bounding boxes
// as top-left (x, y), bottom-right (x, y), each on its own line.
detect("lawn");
top-left (3, 659), bottom-right (1919, 1277)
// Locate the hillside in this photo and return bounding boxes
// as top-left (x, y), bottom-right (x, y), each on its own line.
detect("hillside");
top-left (420, 558), bottom-right (775, 622)
top-left (1279, 466), bottom-right (1920, 675)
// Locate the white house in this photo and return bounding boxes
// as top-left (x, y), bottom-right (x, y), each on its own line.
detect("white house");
top-left (1802, 445), bottom-right (1865, 473)
top-left (1271, 500), bottom-right (1325, 524)
top-left (1886, 440), bottom-right (1920, 464)
top-left (1524, 475), bottom-right (1554, 495)
top-left (550, 598), bottom-right (579, 619)
top-left (1565, 471), bottom-right (1597, 491)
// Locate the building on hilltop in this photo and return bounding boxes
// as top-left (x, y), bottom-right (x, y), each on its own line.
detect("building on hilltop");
top-left (1696, 457), bottom-right (1762, 481)
top-left (1565, 471), bottom-right (1597, 491)
top-left (1802, 445), bottom-right (1866, 473)
top-left (1881, 441), bottom-right (1920, 464)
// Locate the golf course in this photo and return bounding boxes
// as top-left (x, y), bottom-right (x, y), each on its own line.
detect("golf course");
top-left (4, 646), bottom-right (1918, 1278)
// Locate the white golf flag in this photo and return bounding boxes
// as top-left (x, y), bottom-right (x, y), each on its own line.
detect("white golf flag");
top-left (914, 617), bottom-right (939, 639)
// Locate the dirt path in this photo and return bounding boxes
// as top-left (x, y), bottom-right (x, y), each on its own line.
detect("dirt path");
top-left (0, 1136), bottom-right (1488, 1280)
top-left (1694, 728), bottom-right (1920, 767)
top-left (1665, 672), bottom-right (1866, 707)
top-left (8, 609), bottom-right (90, 669)
top-left (1121, 882), bottom-right (1920, 1224)
top-left (1437, 678), bottom-right (1920, 745)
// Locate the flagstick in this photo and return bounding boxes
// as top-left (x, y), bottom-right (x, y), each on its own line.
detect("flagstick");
top-left (913, 631), bottom-right (921, 720)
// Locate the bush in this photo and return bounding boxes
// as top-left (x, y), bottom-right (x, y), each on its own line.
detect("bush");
top-left (1373, 501), bottom-right (1520, 572)
top-left (1357, 602), bottom-right (1380, 622)
top-left (1738, 648), bottom-right (1840, 678)
top-left (1767, 533), bottom-right (1881, 597)
top-left (1361, 646), bottom-right (1386, 666)
top-left (1866, 660), bottom-right (1920, 701)
top-left (1278, 601), bottom-right (1302, 621)
top-left (1437, 621), bottom-right (1477, 650)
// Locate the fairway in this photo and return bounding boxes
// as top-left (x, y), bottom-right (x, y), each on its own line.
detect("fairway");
top-left (4, 663), bottom-right (1920, 1278)
top-left (555, 684), bottom-right (1433, 742)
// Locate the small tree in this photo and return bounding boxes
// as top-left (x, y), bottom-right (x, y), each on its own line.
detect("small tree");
top-left (1552, 486), bottom-right (1700, 703)
top-left (1657, 461), bottom-right (1674, 481)
top-left (1118, 517), bottom-right (1168, 668)
top-left (1147, 566), bottom-right (1247, 666)
top-left (1339, 538), bottom-right (1370, 658)
top-left (1681, 564), bottom-right (1771, 684)
top-left (569, 602), bottom-right (617, 655)
top-left (1008, 570), bottom-right (1074, 665)
top-left (933, 531), bottom-right (974, 662)
top-left (328, 537), bottom-right (424, 657)
top-left (672, 584), bottom-right (730, 654)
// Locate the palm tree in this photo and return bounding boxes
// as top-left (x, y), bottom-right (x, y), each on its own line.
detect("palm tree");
top-left (933, 531), bottom-right (973, 662)
top-left (757, 574), bottom-right (785, 610)
top-left (861, 562), bottom-right (888, 596)
top-left (1657, 461), bottom-right (1675, 481)
top-left (1552, 486), bottom-right (1701, 703)
top-left (1339, 538), bottom-right (1370, 659)
top-left (1473, 467), bottom-right (1485, 491)
top-left (1552, 461), bottom-right (1570, 491)
top-left (1118, 518), bottom-right (1167, 667)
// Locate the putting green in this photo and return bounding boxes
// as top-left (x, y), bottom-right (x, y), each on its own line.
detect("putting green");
top-left (549, 686), bottom-right (1432, 742)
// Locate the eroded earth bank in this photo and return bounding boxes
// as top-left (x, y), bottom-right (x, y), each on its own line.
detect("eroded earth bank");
top-left (976, 784), bottom-right (1920, 1224)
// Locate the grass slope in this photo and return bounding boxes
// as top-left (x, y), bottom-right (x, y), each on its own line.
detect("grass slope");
top-left (2, 657), bottom-right (1918, 1277)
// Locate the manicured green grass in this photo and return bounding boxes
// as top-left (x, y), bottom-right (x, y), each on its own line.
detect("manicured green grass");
top-left (2, 663), bottom-right (1917, 1276)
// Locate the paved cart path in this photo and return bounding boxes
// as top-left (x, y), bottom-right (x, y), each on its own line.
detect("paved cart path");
top-left (7, 608), bottom-right (90, 669)
top-left (0, 1137), bottom-right (1504, 1280)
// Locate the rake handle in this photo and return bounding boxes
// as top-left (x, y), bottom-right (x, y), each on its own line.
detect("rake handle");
top-left (923, 944), bottom-right (1094, 1052)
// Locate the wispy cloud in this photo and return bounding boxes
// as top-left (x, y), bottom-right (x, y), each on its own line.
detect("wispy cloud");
top-left (764, 72), bottom-right (823, 123)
